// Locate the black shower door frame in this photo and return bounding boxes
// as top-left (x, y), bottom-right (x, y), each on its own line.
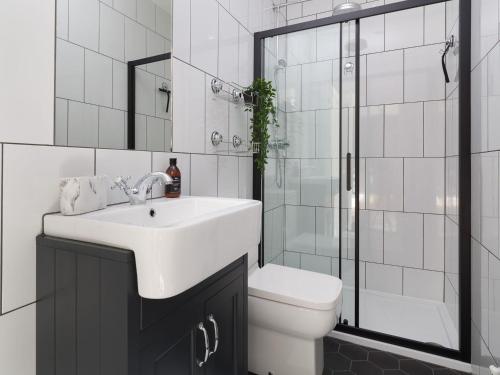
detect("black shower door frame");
top-left (253, 0), bottom-right (471, 363)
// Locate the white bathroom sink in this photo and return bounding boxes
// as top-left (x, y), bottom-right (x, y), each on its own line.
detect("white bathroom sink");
top-left (44, 196), bottom-right (262, 299)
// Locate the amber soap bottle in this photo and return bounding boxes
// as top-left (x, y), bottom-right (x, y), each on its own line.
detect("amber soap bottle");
top-left (165, 158), bottom-right (181, 198)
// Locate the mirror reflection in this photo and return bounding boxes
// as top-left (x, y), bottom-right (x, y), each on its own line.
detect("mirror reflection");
top-left (54, 0), bottom-right (172, 151)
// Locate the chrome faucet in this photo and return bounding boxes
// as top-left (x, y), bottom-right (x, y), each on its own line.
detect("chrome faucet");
top-left (112, 172), bottom-right (173, 205)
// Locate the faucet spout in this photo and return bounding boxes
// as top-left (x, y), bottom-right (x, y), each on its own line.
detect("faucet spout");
top-left (113, 172), bottom-right (173, 205)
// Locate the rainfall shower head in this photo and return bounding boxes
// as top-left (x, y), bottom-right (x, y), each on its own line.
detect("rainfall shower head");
top-left (333, 1), bottom-right (362, 14)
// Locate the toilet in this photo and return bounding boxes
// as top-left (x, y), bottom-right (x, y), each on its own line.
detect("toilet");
top-left (248, 262), bottom-right (343, 375)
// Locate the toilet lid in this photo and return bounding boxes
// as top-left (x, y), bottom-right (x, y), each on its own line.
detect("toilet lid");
top-left (248, 264), bottom-right (343, 311)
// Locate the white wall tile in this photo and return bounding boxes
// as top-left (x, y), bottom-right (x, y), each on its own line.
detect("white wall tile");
top-left (480, 152), bottom-right (499, 256)
top-left (360, 105), bottom-right (384, 157)
top-left (316, 207), bottom-right (338, 257)
top-left (403, 268), bottom-right (444, 301)
top-left (316, 109), bottom-right (340, 158)
top-left (57, 0), bottom-right (69, 39)
top-left (284, 251), bottom-right (301, 268)
top-left (218, 155), bottom-right (239, 198)
top-left (404, 44), bottom-right (445, 102)
top-left (0, 0), bottom-right (55, 145)
top-left (404, 158), bottom-right (445, 214)
top-left (230, 0), bottom-right (249, 27)
top-left (191, 0), bottom-right (219, 76)
top-left (285, 65), bottom-right (302, 112)
top-left (384, 212), bottom-right (423, 268)
top-left (285, 159), bottom-right (300, 205)
top-left (219, 7), bottom-right (239, 84)
top-left (100, 4), bottom-right (125, 61)
top-left (317, 24), bottom-right (340, 61)
top-left (424, 214), bottom-right (445, 272)
top-left (264, 158), bottom-right (284, 210)
top-left (238, 157), bottom-right (253, 199)
top-left (264, 207), bottom-right (284, 263)
top-left (238, 25), bottom-right (253, 87)
top-left (99, 107), bottom-right (125, 149)
top-left (367, 50), bottom-right (404, 105)
top-left (301, 159), bottom-right (332, 206)
top-left (2, 145), bottom-right (94, 312)
top-left (366, 158), bottom-right (403, 211)
top-left (55, 98), bottom-right (68, 146)
top-left (114, 0), bottom-right (137, 19)
top-left (287, 28), bottom-right (316, 66)
top-left (147, 31), bottom-right (168, 76)
top-left (138, 0), bottom-right (157, 30)
top-left (285, 205), bottom-right (315, 253)
top-left (172, 0), bottom-right (190, 62)
top-left (301, 254), bottom-right (331, 275)
top-left (112, 61), bottom-right (128, 111)
top-left (287, 111), bottom-right (315, 158)
top-left (471, 239), bottom-right (490, 343)
top-left (56, 39), bottom-right (84, 102)
top-left (191, 154), bottom-right (218, 196)
top-left (302, 60), bottom-right (333, 111)
top-left (0, 304), bottom-right (35, 375)
top-left (487, 45), bottom-right (500, 151)
top-left (96, 149), bottom-right (152, 204)
top-left (385, 7), bottom-right (424, 50)
top-left (151, 152), bottom-right (191, 197)
top-left (424, 3), bottom-right (445, 45)
top-left (172, 59), bottom-right (206, 153)
top-left (68, 0), bottom-right (99, 50)
top-left (471, 0), bottom-right (499, 67)
top-left (424, 101), bottom-right (446, 157)
top-left (489, 253), bottom-right (500, 358)
top-left (471, 59), bottom-right (488, 154)
top-left (146, 117), bottom-right (166, 151)
top-left (385, 102), bottom-right (424, 157)
top-left (85, 50), bottom-right (113, 107)
top-left (125, 18), bottom-right (147, 61)
top-left (366, 263), bottom-right (403, 295)
top-left (359, 210), bottom-right (383, 263)
top-left (68, 101), bottom-right (99, 147)
top-left (360, 14), bottom-right (384, 55)
top-left (156, 5), bottom-right (172, 40)
top-left (135, 69), bottom-right (156, 116)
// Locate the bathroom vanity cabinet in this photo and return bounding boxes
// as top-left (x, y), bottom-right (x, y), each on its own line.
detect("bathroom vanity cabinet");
top-left (36, 235), bottom-right (248, 375)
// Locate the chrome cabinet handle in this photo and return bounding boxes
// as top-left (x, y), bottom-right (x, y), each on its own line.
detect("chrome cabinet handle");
top-left (208, 314), bottom-right (219, 356)
top-left (196, 322), bottom-right (210, 367)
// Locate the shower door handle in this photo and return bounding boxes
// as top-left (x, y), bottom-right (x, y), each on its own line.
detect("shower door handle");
top-left (346, 153), bottom-right (352, 192)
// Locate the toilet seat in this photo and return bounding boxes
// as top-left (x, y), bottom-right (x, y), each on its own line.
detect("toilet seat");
top-left (248, 264), bottom-right (342, 311)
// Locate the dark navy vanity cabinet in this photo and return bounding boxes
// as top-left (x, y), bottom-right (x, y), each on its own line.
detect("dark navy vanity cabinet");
top-left (36, 235), bottom-right (248, 375)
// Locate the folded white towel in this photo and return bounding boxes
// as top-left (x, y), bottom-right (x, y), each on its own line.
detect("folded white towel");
top-left (59, 176), bottom-right (108, 216)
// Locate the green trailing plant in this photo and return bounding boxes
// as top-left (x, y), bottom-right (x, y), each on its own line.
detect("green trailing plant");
top-left (244, 78), bottom-right (278, 174)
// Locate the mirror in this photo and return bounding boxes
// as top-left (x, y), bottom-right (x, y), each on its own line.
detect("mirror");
top-left (54, 0), bottom-right (172, 151)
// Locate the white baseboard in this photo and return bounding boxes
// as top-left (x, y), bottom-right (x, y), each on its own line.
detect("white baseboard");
top-left (329, 331), bottom-right (472, 373)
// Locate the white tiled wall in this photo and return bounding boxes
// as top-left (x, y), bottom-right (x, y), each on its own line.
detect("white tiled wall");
top-left (470, 0), bottom-right (500, 371)
top-left (0, 0), bottom-right (258, 373)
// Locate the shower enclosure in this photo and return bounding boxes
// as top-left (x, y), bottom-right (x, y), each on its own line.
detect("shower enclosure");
top-left (254, 0), bottom-right (471, 362)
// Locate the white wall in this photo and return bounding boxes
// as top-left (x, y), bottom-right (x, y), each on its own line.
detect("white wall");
top-left (469, 0), bottom-right (500, 372)
top-left (0, 0), bottom-right (55, 144)
top-left (0, 0), bottom-right (260, 374)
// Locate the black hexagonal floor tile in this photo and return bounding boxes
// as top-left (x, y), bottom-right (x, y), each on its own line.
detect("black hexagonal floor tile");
top-left (399, 359), bottom-right (433, 375)
top-left (339, 344), bottom-right (369, 360)
top-left (350, 360), bottom-right (384, 375)
top-left (368, 351), bottom-right (400, 370)
top-left (325, 352), bottom-right (351, 371)
top-left (324, 337), bottom-right (340, 353)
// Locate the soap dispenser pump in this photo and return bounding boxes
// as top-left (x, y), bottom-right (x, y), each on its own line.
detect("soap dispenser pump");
top-left (165, 158), bottom-right (181, 198)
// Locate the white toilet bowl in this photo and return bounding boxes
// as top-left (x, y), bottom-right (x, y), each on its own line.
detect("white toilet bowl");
top-left (248, 263), bottom-right (343, 375)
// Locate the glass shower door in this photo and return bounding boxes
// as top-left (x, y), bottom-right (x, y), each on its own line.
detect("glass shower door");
top-left (261, 21), bottom-right (356, 328)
